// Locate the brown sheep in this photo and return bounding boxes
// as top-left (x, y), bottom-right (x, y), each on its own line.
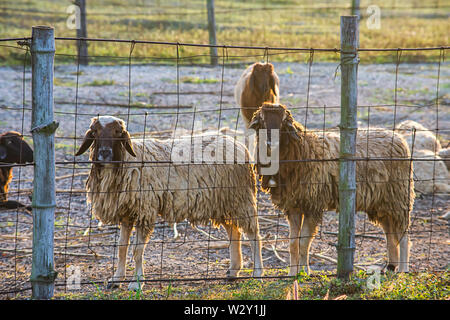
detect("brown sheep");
top-left (234, 62), bottom-right (280, 127)
top-left (248, 103), bottom-right (415, 275)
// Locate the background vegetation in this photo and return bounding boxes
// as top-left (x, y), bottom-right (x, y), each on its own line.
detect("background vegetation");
top-left (0, 0), bottom-right (449, 65)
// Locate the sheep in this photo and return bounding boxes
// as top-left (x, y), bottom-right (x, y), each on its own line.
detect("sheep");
top-left (397, 120), bottom-right (442, 152)
top-left (248, 103), bottom-right (415, 276)
top-left (75, 116), bottom-right (263, 290)
top-left (396, 120), bottom-right (449, 194)
top-left (0, 131), bottom-right (33, 211)
top-left (438, 147), bottom-right (450, 171)
top-left (234, 62), bottom-right (280, 127)
top-left (409, 149), bottom-right (450, 194)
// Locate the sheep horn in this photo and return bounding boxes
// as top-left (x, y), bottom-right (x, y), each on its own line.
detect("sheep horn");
top-left (248, 116), bottom-right (260, 130)
top-left (75, 129), bottom-right (94, 156)
top-left (122, 130), bottom-right (137, 157)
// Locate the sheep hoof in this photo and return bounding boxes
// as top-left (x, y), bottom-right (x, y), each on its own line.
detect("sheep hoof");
top-left (128, 282), bottom-right (143, 292)
top-left (252, 269), bottom-right (264, 279)
top-left (106, 279), bottom-right (121, 290)
top-left (385, 264), bottom-right (397, 273)
top-left (226, 269), bottom-right (240, 281)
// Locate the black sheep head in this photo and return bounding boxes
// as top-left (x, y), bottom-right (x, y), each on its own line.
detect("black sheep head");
top-left (0, 131), bottom-right (34, 164)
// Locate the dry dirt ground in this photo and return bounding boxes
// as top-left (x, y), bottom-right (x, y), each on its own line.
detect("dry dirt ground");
top-left (0, 60), bottom-right (448, 297)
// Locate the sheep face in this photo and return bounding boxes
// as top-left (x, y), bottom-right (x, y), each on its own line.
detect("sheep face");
top-left (250, 63), bottom-right (278, 102)
top-left (75, 116), bottom-right (136, 162)
top-left (0, 131), bottom-right (33, 164)
top-left (249, 103), bottom-right (300, 151)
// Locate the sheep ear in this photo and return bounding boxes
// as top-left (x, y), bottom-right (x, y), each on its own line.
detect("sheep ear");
top-left (0, 145), bottom-right (6, 160)
top-left (269, 76), bottom-right (277, 96)
top-left (285, 121), bottom-right (300, 141)
top-left (248, 115), bottom-right (260, 130)
top-left (121, 130), bottom-right (136, 157)
top-left (75, 129), bottom-right (94, 156)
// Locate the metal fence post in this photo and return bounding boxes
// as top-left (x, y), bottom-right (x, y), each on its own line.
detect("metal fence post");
top-left (30, 26), bottom-right (58, 299)
top-left (206, 0), bottom-right (218, 65)
top-left (337, 16), bottom-right (359, 279)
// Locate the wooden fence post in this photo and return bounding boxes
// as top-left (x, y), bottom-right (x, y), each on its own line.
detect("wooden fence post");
top-left (206, 0), bottom-right (218, 65)
top-left (30, 26), bottom-right (58, 299)
top-left (337, 16), bottom-right (359, 279)
top-left (75, 0), bottom-right (88, 65)
top-left (351, 0), bottom-right (360, 20)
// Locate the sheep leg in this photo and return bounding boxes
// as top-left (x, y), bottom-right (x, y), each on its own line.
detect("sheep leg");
top-left (245, 228), bottom-right (264, 278)
top-left (298, 214), bottom-right (318, 275)
top-left (223, 222), bottom-right (242, 278)
top-left (129, 225), bottom-right (151, 291)
top-left (107, 220), bottom-right (133, 289)
top-left (398, 232), bottom-right (410, 273)
top-left (380, 216), bottom-right (400, 272)
top-left (287, 212), bottom-right (302, 277)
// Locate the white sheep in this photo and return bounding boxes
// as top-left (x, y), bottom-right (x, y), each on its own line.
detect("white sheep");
top-left (397, 120), bottom-right (442, 152)
top-left (410, 149), bottom-right (450, 194)
top-left (397, 120), bottom-right (449, 195)
top-left (75, 116), bottom-right (263, 290)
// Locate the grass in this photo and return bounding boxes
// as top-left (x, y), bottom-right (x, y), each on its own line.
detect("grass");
top-left (0, 0), bottom-right (448, 66)
top-left (170, 76), bottom-right (220, 84)
top-left (84, 79), bottom-right (116, 86)
top-left (48, 270), bottom-right (449, 300)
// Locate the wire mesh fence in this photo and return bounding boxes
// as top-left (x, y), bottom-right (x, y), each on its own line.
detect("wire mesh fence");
top-left (0, 28), bottom-right (448, 298)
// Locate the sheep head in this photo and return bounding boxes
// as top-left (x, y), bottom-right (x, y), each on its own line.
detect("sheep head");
top-left (0, 131), bottom-right (34, 164)
top-left (249, 63), bottom-right (278, 103)
top-left (248, 103), bottom-right (300, 150)
top-left (75, 116), bottom-right (136, 162)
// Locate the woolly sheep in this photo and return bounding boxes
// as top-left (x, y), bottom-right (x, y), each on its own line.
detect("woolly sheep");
top-left (234, 62), bottom-right (280, 127)
top-left (438, 147), bottom-right (450, 171)
top-left (397, 120), bottom-right (442, 152)
top-left (0, 131), bottom-right (33, 211)
top-left (75, 116), bottom-right (263, 290)
top-left (248, 103), bottom-right (415, 275)
top-left (410, 149), bottom-right (450, 194)
top-left (397, 120), bottom-right (449, 194)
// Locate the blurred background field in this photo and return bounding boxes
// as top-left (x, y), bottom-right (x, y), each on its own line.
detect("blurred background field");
top-left (0, 0), bottom-right (449, 65)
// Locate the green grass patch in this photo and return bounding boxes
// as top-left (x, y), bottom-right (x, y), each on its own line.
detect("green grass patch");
top-left (170, 76), bottom-right (220, 84)
top-left (0, 0), bottom-right (447, 66)
top-left (84, 79), bottom-right (116, 86)
top-left (48, 271), bottom-right (449, 300)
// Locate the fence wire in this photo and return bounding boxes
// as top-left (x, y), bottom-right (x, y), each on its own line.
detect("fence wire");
top-left (0, 37), bottom-right (448, 297)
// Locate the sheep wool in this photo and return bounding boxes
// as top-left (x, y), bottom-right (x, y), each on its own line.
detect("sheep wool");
top-left (268, 126), bottom-right (415, 234)
top-left (86, 133), bottom-right (259, 236)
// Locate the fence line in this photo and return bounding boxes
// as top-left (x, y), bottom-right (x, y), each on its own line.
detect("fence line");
top-left (0, 21), bottom-right (448, 298)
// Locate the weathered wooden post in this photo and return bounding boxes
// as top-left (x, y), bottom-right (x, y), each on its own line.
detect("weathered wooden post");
top-left (337, 16), bottom-right (359, 279)
top-left (206, 0), bottom-right (218, 65)
top-left (30, 26), bottom-right (58, 299)
top-left (351, 0), bottom-right (360, 20)
top-left (75, 0), bottom-right (88, 65)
